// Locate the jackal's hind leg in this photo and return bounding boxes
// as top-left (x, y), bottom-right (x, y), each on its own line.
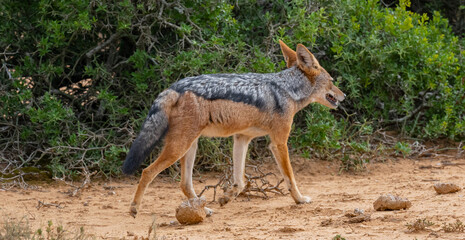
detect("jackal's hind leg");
top-left (219, 134), bottom-right (252, 206)
top-left (269, 138), bottom-right (311, 204)
top-left (129, 131), bottom-right (199, 218)
top-left (179, 138), bottom-right (213, 216)
top-left (180, 138), bottom-right (199, 199)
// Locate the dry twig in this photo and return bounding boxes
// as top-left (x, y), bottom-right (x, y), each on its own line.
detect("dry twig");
top-left (37, 200), bottom-right (64, 210)
top-left (53, 167), bottom-right (96, 197)
top-left (198, 160), bottom-right (285, 202)
top-left (243, 164), bottom-right (285, 199)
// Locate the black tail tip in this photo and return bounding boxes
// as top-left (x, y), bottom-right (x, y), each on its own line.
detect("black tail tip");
top-left (121, 156), bottom-right (138, 175)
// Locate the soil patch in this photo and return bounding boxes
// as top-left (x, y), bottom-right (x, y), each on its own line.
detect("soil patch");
top-left (1, 157), bottom-right (464, 239)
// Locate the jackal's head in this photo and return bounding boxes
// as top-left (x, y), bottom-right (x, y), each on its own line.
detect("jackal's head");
top-left (279, 40), bottom-right (345, 109)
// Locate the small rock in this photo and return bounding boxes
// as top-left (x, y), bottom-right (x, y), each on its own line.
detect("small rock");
top-left (344, 208), bottom-right (371, 223)
top-left (127, 231), bottom-right (134, 236)
top-left (175, 197), bottom-right (207, 225)
top-left (102, 204), bottom-right (113, 209)
top-left (157, 222), bottom-right (169, 227)
top-left (345, 208), bottom-right (364, 217)
top-left (103, 185), bottom-right (115, 190)
top-left (169, 220), bottom-right (179, 226)
top-left (373, 194), bottom-right (411, 211)
top-left (320, 218), bottom-right (333, 227)
top-left (218, 196), bottom-right (230, 206)
top-left (354, 208), bottom-right (364, 215)
top-left (433, 183), bottom-right (461, 194)
top-left (428, 232), bottom-right (440, 238)
top-left (277, 226), bottom-right (304, 233)
top-left (83, 201), bottom-right (89, 206)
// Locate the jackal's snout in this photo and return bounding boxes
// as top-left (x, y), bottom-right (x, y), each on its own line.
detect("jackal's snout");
top-left (330, 82), bottom-right (345, 102)
top-left (314, 70), bottom-right (345, 109)
top-left (325, 81), bottom-right (346, 108)
top-left (324, 83), bottom-right (345, 109)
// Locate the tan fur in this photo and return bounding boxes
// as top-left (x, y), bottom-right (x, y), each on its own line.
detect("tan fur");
top-left (128, 41), bottom-right (345, 218)
top-left (279, 40), bottom-right (297, 68)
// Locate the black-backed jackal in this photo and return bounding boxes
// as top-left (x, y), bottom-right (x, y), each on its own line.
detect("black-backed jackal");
top-left (122, 41), bottom-right (345, 217)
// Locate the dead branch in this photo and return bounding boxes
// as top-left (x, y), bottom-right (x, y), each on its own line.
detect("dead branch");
top-left (198, 175), bottom-right (226, 203)
top-left (243, 164), bottom-right (285, 199)
top-left (0, 172), bottom-right (38, 190)
top-left (457, 142), bottom-right (463, 158)
top-left (37, 200), bottom-right (64, 210)
top-left (379, 0), bottom-right (396, 7)
top-left (147, 214), bottom-right (157, 240)
top-left (53, 167), bottom-right (96, 197)
top-left (1, 62), bottom-right (13, 79)
top-left (86, 32), bottom-right (120, 58)
top-left (198, 160), bottom-right (285, 203)
top-left (384, 91), bottom-right (436, 124)
top-left (419, 160), bottom-right (465, 169)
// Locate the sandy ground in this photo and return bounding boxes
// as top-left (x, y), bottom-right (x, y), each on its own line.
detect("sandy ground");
top-left (1, 156), bottom-right (464, 240)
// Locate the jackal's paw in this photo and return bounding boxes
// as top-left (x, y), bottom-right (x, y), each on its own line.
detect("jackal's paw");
top-left (204, 207), bottom-right (214, 217)
top-left (129, 203), bottom-right (138, 218)
top-left (296, 196), bottom-right (312, 204)
top-left (218, 196), bottom-right (230, 207)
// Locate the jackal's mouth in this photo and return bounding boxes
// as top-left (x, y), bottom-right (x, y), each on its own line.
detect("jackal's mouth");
top-left (326, 93), bottom-right (338, 106)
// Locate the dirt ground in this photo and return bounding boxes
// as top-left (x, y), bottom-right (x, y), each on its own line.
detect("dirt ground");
top-left (1, 156), bottom-right (464, 240)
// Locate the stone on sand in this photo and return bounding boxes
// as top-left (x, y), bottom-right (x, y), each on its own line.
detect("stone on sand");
top-left (175, 197), bottom-right (207, 225)
top-left (373, 194), bottom-right (411, 211)
top-left (433, 183), bottom-right (461, 194)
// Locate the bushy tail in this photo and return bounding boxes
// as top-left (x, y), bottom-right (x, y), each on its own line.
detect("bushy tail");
top-left (122, 90), bottom-right (179, 175)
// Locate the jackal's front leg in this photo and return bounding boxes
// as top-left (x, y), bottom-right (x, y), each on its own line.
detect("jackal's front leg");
top-left (219, 134), bottom-right (252, 206)
top-left (269, 141), bottom-right (311, 204)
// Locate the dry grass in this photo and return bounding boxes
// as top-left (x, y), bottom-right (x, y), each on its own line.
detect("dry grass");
top-left (0, 217), bottom-right (92, 240)
top-left (0, 217), bottom-right (31, 240)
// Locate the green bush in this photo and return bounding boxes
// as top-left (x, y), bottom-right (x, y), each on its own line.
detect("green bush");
top-left (1, 0), bottom-right (464, 177)
top-left (283, 0), bottom-right (465, 139)
top-left (384, 0), bottom-right (465, 37)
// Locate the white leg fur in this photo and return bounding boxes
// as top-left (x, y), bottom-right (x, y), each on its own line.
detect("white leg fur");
top-left (218, 134), bottom-right (253, 206)
top-left (180, 138), bottom-right (198, 198)
top-left (179, 138), bottom-right (213, 216)
top-left (232, 134), bottom-right (253, 192)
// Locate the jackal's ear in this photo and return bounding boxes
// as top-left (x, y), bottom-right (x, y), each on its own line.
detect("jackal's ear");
top-left (296, 44), bottom-right (319, 71)
top-left (279, 40), bottom-right (297, 68)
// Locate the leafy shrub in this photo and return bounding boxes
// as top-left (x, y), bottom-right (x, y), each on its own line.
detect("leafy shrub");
top-left (1, 0), bottom-right (464, 177)
top-left (383, 0), bottom-right (465, 37)
top-left (285, 0), bottom-right (465, 139)
top-left (290, 105), bottom-right (343, 157)
top-left (395, 141), bottom-right (412, 157)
